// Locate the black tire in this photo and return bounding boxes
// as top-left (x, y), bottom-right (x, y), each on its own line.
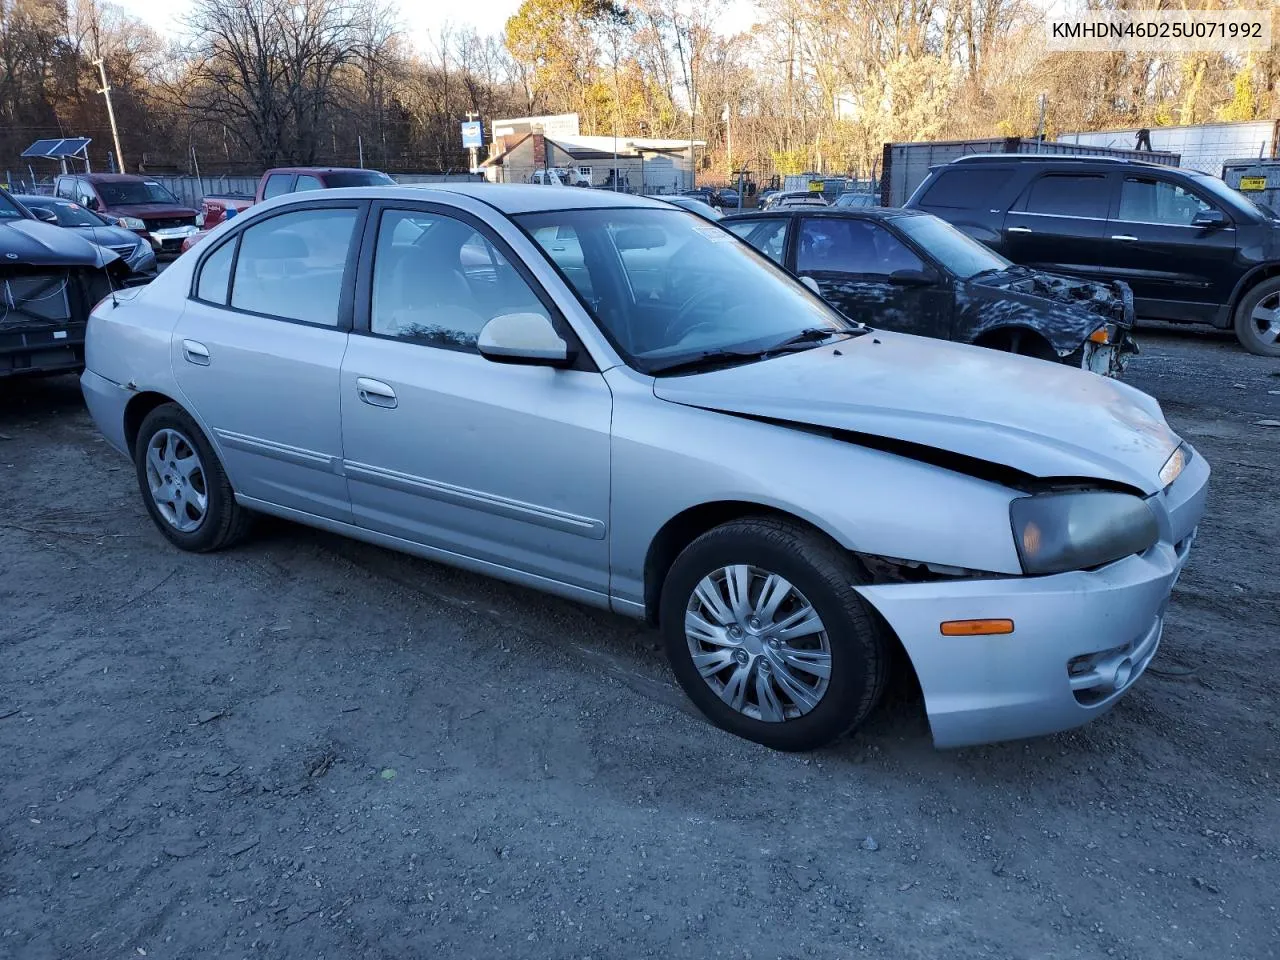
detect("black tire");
top-left (659, 516), bottom-right (890, 751)
top-left (1233, 277), bottom-right (1280, 357)
top-left (133, 403), bottom-right (251, 552)
top-left (982, 328), bottom-right (1059, 362)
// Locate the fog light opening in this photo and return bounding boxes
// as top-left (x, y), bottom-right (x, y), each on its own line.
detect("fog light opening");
top-left (1113, 659), bottom-right (1133, 690)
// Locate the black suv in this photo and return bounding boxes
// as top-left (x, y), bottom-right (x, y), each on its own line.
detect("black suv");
top-left (906, 155), bottom-right (1280, 356)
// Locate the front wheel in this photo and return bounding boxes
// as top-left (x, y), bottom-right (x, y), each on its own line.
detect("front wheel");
top-left (133, 403), bottom-right (251, 552)
top-left (1233, 278), bottom-right (1280, 357)
top-left (659, 517), bottom-right (890, 751)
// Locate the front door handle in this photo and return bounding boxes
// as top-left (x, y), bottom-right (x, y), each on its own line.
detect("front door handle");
top-left (1111, 234), bottom-right (1138, 242)
top-left (1006, 226), bottom-right (1032, 234)
top-left (356, 377), bottom-right (397, 409)
top-left (182, 339), bottom-right (210, 365)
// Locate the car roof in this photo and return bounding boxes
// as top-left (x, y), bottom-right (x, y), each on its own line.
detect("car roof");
top-left (394, 183), bottom-right (670, 214)
top-left (723, 207), bottom-right (920, 222)
top-left (12, 194), bottom-right (54, 203)
top-left (78, 173), bottom-right (154, 182)
top-left (269, 166), bottom-right (377, 175)
top-left (947, 153), bottom-right (1172, 170)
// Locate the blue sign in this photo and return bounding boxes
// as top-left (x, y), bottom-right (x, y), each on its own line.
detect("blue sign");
top-left (461, 122), bottom-right (483, 149)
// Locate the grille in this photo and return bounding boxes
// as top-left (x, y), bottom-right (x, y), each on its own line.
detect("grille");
top-left (108, 244), bottom-right (137, 258)
top-left (144, 216), bottom-right (195, 231)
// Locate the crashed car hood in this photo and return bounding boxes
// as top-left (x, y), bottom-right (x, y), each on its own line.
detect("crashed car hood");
top-left (0, 219), bottom-right (121, 269)
top-left (959, 269), bottom-right (1133, 354)
top-left (652, 331), bottom-right (1178, 495)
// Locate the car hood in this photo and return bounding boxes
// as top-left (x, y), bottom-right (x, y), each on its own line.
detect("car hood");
top-left (959, 270), bottom-right (1133, 353)
top-left (652, 331), bottom-right (1178, 495)
top-left (0, 218), bottom-right (121, 269)
top-left (66, 223), bottom-right (143, 246)
top-left (104, 203), bottom-right (197, 219)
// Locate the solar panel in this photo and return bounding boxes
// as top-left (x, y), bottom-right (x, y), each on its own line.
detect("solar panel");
top-left (21, 137), bottom-right (91, 158)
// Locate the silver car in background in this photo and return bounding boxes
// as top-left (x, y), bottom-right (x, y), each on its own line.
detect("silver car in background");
top-left (80, 185), bottom-right (1209, 751)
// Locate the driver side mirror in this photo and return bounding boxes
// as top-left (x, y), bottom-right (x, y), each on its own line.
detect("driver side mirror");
top-left (1191, 208), bottom-right (1227, 229)
top-left (889, 267), bottom-right (939, 286)
top-left (477, 312), bottom-right (574, 368)
top-left (31, 206), bottom-right (58, 224)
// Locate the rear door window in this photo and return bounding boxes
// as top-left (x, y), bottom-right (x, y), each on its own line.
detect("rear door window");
top-left (295, 175), bottom-right (323, 192)
top-left (723, 218), bottom-right (789, 264)
top-left (917, 168), bottom-right (1009, 209)
top-left (229, 207), bottom-right (359, 325)
top-left (1021, 174), bottom-right (1110, 218)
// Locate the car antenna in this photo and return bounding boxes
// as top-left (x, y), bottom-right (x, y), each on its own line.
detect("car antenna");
top-left (86, 211), bottom-right (120, 308)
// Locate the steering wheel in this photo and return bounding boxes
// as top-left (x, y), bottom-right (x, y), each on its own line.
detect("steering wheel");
top-left (666, 287), bottom-right (721, 341)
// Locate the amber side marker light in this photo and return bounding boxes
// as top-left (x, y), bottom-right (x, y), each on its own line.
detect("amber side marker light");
top-left (940, 619), bottom-right (1015, 637)
top-left (1088, 327), bottom-right (1112, 344)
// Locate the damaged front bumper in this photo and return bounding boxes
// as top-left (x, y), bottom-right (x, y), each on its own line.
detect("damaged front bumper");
top-left (855, 443), bottom-right (1209, 749)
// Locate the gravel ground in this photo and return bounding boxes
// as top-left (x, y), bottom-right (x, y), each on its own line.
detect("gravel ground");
top-left (1, 327), bottom-right (1277, 960)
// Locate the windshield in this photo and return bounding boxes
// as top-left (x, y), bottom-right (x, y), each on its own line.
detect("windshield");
top-left (324, 171), bottom-right (395, 188)
top-left (0, 191), bottom-right (23, 220)
top-left (96, 179), bottom-right (181, 206)
top-left (23, 198), bottom-right (108, 227)
top-left (1188, 171), bottom-right (1269, 220)
top-left (517, 207), bottom-right (851, 372)
top-left (892, 213), bottom-right (1010, 279)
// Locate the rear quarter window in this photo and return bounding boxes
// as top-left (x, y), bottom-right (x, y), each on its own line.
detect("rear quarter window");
top-left (917, 169), bottom-right (1010, 209)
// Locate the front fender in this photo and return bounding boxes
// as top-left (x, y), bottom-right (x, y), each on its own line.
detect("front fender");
top-left (605, 369), bottom-right (1024, 613)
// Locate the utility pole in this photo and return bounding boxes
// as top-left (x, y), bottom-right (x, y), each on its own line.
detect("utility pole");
top-left (1035, 93), bottom-right (1048, 150)
top-left (724, 104), bottom-right (732, 170)
top-left (92, 58), bottom-right (124, 175)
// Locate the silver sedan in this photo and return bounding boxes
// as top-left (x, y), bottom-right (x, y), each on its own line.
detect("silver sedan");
top-left (80, 184), bottom-right (1209, 751)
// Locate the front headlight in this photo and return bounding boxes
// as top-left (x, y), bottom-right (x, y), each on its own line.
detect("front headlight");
top-left (120, 216), bottom-right (145, 230)
top-left (1010, 491), bottom-right (1158, 575)
top-left (1159, 443), bottom-right (1188, 489)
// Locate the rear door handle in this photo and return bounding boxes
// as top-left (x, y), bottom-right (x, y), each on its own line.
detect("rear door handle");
top-left (1111, 234), bottom-right (1138, 242)
top-left (182, 339), bottom-right (210, 365)
top-left (1006, 226), bottom-right (1032, 234)
top-left (356, 377), bottom-right (397, 409)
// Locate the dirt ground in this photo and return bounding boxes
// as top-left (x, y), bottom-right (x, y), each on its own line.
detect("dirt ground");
top-left (1, 327), bottom-right (1277, 960)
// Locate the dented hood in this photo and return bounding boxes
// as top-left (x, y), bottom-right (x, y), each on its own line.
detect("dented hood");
top-left (652, 331), bottom-right (1179, 494)
top-left (1, 219), bottom-right (121, 270)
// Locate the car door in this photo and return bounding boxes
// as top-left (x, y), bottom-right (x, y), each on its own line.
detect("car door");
top-left (791, 215), bottom-right (953, 338)
top-left (173, 201), bottom-right (363, 521)
top-left (1002, 171), bottom-right (1112, 277)
top-left (339, 202), bottom-right (612, 595)
top-left (1100, 174), bottom-right (1238, 320)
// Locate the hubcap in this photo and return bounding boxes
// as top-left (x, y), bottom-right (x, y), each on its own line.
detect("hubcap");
top-left (1250, 293), bottom-right (1280, 346)
top-left (684, 565), bottom-right (832, 723)
top-left (145, 428), bottom-right (208, 533)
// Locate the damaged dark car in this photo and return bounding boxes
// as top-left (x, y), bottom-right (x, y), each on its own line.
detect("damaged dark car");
top-left (1, 187), bottom-right (134, 379)
top-left (722, 207), bottom-right (1137, 376)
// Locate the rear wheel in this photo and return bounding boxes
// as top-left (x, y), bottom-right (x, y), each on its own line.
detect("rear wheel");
top-left (659, 517), bottom-right (890, 751)
top-left (1233, 278), bottom-right (1280, 357)
top-left (133, 403), bottom-right (251, 552)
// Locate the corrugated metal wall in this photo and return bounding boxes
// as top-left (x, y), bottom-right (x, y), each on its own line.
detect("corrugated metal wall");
top-left (1059, 121), bottom-right (1280, 175)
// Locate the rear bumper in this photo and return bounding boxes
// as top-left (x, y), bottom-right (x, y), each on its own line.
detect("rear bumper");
top-left (857, 449), bottom-right (1209, 748)
top-left (80, 368), bottom-right (132, 457)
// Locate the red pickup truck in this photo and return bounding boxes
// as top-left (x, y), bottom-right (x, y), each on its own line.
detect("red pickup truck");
top-left (182, 166), bottom-right (394, 252)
